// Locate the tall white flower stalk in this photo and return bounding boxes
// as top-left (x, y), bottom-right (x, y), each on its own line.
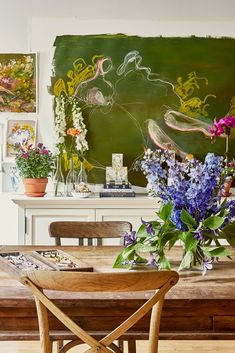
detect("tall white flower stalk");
top-left (54, 95), bottom-right (66, 152)
top-left (71, 100), bottom-right (89, 158)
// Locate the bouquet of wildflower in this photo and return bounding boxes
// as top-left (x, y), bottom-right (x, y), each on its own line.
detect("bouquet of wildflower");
top-left (114, 150), bottom-right (235, 275)
top-left (15, 143), bottom-right (54, 178)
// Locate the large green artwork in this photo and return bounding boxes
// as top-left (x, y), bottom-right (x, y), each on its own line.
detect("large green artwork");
top-left (51, 34), bottom-right (235, 185)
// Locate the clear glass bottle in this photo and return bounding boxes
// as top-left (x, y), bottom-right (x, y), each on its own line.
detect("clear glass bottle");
top-left (66, 156), bottom-right (78, 196)
top-left (53, 154), bottom-right (65, 196)
top-left (77, 160), bottom-right (87, 184)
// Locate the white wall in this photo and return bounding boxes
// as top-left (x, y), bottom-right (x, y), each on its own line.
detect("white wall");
top-left (0, 0), bottom-right (235, 244)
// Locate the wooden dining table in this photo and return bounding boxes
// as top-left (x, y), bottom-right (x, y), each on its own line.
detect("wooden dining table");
top-left (0, 245), bottom-right (235, 342)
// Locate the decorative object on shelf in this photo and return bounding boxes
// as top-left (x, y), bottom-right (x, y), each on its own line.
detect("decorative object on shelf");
top-left (114, 149), bottom-right (235, 275)
top-left (23, 178), bottom-right (48, 197)
top-left (101, 153), bottom-right (135, 197)
top-left (15, 143), bottom-right (54, 197)
top-left (53, 154), bottom-right (65, 197)
top-left (66, 155), bottom-right (78, 196)
top-left (72, 182), bottom-right (91, 198)
top-left (77, 160), bottom-right (87, 184)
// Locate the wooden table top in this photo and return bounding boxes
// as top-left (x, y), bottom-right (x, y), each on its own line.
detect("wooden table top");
top-left (0, 245), bottom-right (235, 301)
top-left (0, 245), bottom-right (235, 340)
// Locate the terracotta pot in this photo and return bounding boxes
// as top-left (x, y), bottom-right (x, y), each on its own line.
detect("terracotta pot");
top-left (23, 178), bottom-right (48, 197)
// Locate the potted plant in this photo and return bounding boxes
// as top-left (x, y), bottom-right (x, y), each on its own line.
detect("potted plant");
top-left (15, 143), bottom-right (54, 197)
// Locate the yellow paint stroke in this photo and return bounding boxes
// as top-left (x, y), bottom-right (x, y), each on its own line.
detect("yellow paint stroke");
top-left (54, 55), bottom-right (105, 97)
top-left (175, 72), bottom-right (216, 116)
top-left (228, 96), bottom-right (235, 116)
top-left (53, 78), bottom-right (67, 96)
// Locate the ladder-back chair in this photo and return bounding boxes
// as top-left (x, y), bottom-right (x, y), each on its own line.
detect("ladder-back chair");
top-left (21, 270), bottom-right (179, 353)
top-left (49, 221), bottom-right (132, 246)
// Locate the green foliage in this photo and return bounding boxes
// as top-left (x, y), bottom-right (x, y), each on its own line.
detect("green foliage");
top-left (113, 200), bottom-right (233, 275)
top-left (15, 143), bottom-right (55, 178)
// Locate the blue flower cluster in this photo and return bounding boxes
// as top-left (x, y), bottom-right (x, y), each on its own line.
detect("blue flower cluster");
top-left (140, 149), bottom-right (235, 230)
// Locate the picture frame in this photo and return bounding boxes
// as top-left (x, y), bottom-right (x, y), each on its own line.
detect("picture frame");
top-left (1, 162), bottom-right (22, 192)
top-left (0, 53), bottom-right (37, 113)
top-left (3, 117), bottom-right (37, 161)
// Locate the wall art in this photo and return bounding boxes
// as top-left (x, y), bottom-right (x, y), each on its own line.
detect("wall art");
top-left (0, 53), bottom-right (37, 113)
top-left (4, 117), bottom-right (37, 161)
top-left (50, 34), bottom-right (235, 185)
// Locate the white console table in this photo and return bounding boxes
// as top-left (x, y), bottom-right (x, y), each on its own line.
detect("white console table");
top-left (12, 194), bottom-right (158, 245)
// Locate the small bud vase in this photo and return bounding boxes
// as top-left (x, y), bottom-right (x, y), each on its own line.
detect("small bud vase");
top-left (77, 161), bottom-right (87, 184)
top-left (53, 154), bottom-right (65, 197)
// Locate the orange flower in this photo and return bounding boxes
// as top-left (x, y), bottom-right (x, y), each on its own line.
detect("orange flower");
top-left (67, 128), bottom-right (80, 137)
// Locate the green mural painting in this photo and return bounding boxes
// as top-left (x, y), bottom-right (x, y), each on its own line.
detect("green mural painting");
top-left (50, 34), bottom-right (235, 185)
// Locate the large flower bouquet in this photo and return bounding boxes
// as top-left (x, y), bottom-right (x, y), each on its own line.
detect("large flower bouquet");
top-left (114, 150), bottom-right (235, 275)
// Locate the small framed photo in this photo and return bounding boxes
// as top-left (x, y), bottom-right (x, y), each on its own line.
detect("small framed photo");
top-left (4, 117), bottom-right (37, 161)
top-left (116, 166), bottom-right (128, 182)
top-left (1, 162), bottom-right (22, 192)
top-left (112, 153), bottom-right (123, 168)
top-left (106, 167), bottom-right (116, 183)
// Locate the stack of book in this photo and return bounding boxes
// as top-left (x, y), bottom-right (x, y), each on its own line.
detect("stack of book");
top-left (99, 183), bottom-right (135, 198)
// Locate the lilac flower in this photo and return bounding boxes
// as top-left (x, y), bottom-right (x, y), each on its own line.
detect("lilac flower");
top-left (147, 255), bottom-right (158, 267)
top-left (193, 230), bottom-right (203, 241)
top-left (201, 257), bottom-right (213, 276)
top-left (121, 259), bottom-right (137, 266)
top-left (141, 218), bottom-right (155, 236)
top-left (124, 231), bottom-right (137, 247)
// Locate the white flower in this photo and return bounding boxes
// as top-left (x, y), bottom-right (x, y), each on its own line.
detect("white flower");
top-left (54, 96), bottom-right (66, 147)
top-left (72, 100), bottom-right (89, 154)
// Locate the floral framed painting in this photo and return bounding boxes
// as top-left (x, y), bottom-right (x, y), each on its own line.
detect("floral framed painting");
top-left (0, 53), bottom-right (37, 113)
top-left (4, 118), bottom-right (37, 161)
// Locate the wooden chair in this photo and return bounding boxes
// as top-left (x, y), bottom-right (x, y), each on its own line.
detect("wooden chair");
top-left (21, 269), bottom-right (179, 353)
top-left (49, 220), bottom-right (133, 352)
top-left (49, 221), bottom-right (132, 246)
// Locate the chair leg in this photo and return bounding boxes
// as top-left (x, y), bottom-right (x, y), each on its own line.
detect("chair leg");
top-left (118, 339), bottom-right (124, 352)
top-left (127, 339), bottom-right (136, 353)
top-left (57, 340), bottom-right (64, 352)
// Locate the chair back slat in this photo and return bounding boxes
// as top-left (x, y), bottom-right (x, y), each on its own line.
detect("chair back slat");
top-left (21, 270), bottom-right (178, 293)
top-left (49, 221), bottom-right (132, 246)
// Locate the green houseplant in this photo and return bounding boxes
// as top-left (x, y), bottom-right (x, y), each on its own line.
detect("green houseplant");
top-left (15, 143), bottom-right (54, 197)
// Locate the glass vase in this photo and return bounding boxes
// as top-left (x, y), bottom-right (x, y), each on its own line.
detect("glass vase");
top-left (77, 160), bottom-right (87, 184)
top-left (53, 154), bottom-right (65, 197)
top-left (66, 156), bottom-right (78, 196)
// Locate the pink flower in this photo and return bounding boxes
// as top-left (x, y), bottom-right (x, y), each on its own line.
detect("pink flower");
top-left (209, 115), bottom-right (235, 137)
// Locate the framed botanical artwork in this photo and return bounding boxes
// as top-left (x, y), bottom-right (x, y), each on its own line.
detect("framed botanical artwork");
top-left (0, 53), bottom-right (37, 113)
top-left (1, 162), bottom-right (22, 192)
top-left (4, 118), bottom-right (37, 161)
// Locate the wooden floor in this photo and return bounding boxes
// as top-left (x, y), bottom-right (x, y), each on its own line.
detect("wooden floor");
top-left (1, 341), bottom-right (235, 353)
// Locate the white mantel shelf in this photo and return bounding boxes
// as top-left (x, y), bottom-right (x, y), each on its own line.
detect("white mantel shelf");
top-left (12, 194), bottom-right (159, 245)
top-left (12, 193), bottom-right (158, 209)
top-left (11, 190), bottom-right (235, 245)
